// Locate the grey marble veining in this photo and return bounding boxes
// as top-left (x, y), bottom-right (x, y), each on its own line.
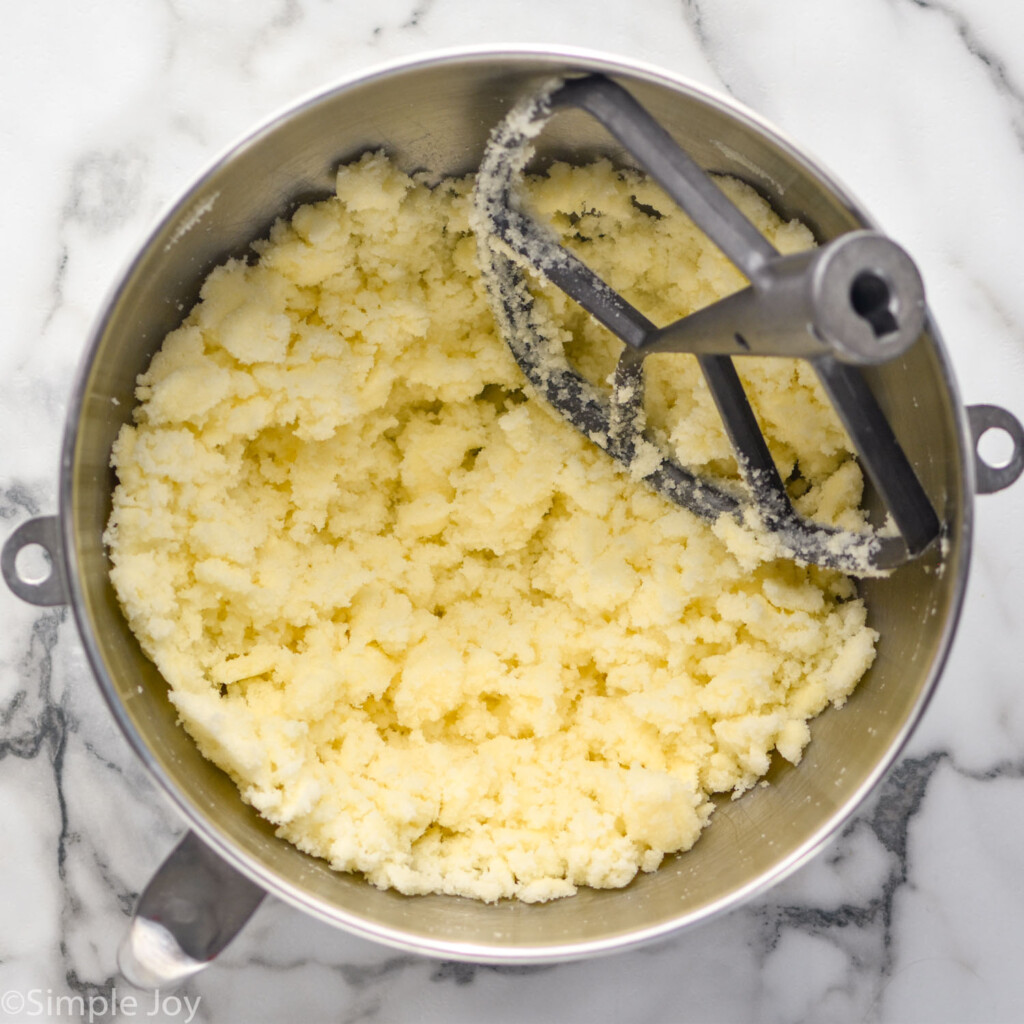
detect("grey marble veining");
top-left (3, 1), bottom-right (1024, 1022)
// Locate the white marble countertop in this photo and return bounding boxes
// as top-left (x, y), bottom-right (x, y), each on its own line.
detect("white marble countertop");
top-left (4, 2), bottom-right (1024, 1022)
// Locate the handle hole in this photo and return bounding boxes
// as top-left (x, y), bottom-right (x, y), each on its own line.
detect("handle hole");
top-left (15, 542), bottom-right (53, 586)
top-left (976, 425), bottom-right (1017, 470)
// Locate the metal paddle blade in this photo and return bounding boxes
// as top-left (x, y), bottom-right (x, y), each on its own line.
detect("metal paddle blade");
top-left (470, 74), bottom-right (941, 575)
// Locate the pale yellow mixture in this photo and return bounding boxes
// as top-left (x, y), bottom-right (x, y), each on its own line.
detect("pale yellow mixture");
top-left (105, 153), bottom-right (876, 903)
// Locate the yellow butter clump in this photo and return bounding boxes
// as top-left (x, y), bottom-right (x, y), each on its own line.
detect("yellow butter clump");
top-left (106, 153), bottom-right (876, 903)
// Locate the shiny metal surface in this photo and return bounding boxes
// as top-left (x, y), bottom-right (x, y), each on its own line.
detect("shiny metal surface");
top-left (1, 516), bottom-right (68, 606)
top-left (117, 832), bottom-right (265, 988)
top-left (968, 404), bottom-right (1024, 494)
top-left (16, 47), bottom-right (1002, 962)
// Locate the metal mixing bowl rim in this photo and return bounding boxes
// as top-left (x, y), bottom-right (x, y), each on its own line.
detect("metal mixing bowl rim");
top-left (57, 43), bottom-right (976, 962)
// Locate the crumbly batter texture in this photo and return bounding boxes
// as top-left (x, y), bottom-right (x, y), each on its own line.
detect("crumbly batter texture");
top-left (106, 152), bottom-right (877, 903)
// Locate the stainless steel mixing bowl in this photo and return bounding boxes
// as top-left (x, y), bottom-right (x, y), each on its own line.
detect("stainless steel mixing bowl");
top-left (5, 47), bottom-right (1023, 981)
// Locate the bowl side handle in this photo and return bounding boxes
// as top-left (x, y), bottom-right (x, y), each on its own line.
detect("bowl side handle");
top-left (967, 404), bottom-right (1024, 495)
top-left (2, 516), bottom-right (69, 606)
top-left (118, 831), bottom-right (265, 989)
